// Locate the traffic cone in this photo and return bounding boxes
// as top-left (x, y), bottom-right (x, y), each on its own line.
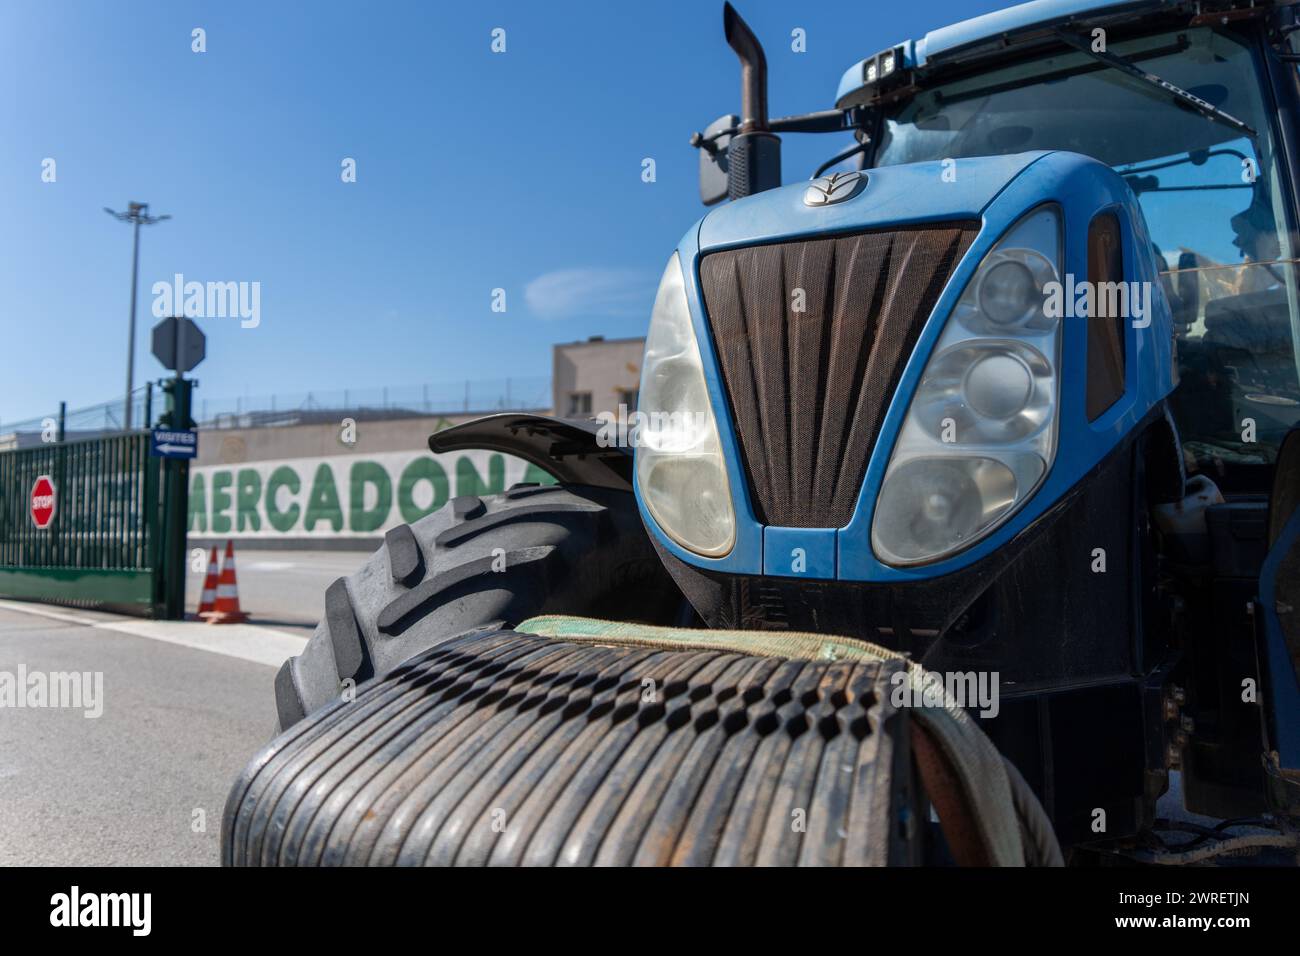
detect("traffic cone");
top-left (196, 546), bottom-right (219, 616)
top-left (203, 540), bottom-right (249, 624)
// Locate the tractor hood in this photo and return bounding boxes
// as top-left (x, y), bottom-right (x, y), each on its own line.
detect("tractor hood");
top-left (636, 149), bottom-right (1177, 586)
top-left (698, 152), bottom-right (1046, 253)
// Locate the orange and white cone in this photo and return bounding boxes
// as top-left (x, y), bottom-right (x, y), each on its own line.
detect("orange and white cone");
top-left (196, 546), bottom-right (219, 617)
top-left (203, 540), bottom-right (249, 624)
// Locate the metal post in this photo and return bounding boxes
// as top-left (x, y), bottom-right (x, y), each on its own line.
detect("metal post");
top-left (158, 374), bottom-right (192, 619)
top-left (106, 203), bottom-right (170, 432)
top-left (124, 219), bottom-right (140, 429)
top-left (54, 402), bottom-right (66, 567)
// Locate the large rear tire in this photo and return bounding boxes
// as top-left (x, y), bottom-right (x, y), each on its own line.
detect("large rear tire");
top-left (275, 482), bottom-right (681, 730)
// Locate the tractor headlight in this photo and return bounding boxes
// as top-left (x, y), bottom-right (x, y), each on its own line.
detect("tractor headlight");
top-left (872, 206), bottom-right (1062, 566)
top-left (636, 254), bottom-right (736, 557)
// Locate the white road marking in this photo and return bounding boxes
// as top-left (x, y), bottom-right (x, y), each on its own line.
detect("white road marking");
top-left (245, 561), bottom-right (296, 571)
top-left (0, 602), bottom-right (101, 627)
top-left (0, 600), bottom-right (307, 669)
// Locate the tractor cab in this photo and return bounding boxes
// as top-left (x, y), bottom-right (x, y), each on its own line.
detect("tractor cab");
top-left (852, 7), bottom-right (1300, 491)
top-left (699, 0), bottom-right (1300, 491)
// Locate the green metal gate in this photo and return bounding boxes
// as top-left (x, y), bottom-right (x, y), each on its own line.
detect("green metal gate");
top-left (0, 432), bottom-right (179, 616)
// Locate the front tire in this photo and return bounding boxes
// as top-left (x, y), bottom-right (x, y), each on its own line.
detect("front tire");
top-left (275, 482), bottom-right (682, 729)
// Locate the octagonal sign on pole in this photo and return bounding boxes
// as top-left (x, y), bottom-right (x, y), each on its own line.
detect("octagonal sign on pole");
top-left (151, 316), bottom-right (206, 373)
top-left (30, 475), bottom-right (56, 529)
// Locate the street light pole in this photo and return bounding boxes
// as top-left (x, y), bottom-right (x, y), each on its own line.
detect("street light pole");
top-left (106, 202), bottom-right (170, 430)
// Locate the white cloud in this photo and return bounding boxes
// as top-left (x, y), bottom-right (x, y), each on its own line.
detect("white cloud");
top-left (524, 267), bottom-right (655, 320)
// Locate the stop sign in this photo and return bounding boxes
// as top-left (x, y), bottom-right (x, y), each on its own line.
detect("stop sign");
top-left (30, 475), bottom-right (56, 529)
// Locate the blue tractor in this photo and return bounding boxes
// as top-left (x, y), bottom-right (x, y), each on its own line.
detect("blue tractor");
top-left (226, 0), bottom-right (1300, 866)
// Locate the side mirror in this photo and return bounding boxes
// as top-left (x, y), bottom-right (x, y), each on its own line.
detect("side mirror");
top-left (695, 114), bottom-right (737, 206)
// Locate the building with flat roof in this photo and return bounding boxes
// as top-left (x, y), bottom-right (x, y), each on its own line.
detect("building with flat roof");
top-left (552, 335), bottom-right (645, 419)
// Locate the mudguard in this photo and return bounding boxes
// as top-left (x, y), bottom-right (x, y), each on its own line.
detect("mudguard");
top-left (429, 413), bottom-right (631, 491)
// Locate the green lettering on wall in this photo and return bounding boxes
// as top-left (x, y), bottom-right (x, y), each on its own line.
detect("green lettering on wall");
top-left (398, 457), bottom-right (449, 524)
top-left (236, 469), bottom-right (262, 532)
top-left (456, 453), bottom-right (505, 497)
top-left (188, 472), bottom-right (207, 533)
top-left (211, 470), bottom-right (233, 533)
top-left (350, 460), bottom-right (392, 533)
top-left (304, 463), bottom-right (344, 532)
top-left (266, 466), bottom-right (301, 533)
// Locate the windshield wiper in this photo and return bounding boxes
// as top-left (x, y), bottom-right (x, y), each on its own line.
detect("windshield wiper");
top-left (1054, 30), bottom-right (1256, 139)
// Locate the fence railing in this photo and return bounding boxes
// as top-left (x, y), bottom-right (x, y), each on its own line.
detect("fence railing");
top-left (0, 377), bottom-right (552, 444)
top-left (0, 432), bottom-right (166, 613)
top-left (0, 386), bottom-right (155, 449)
top-left (0, 433), bottom-right (157, 571)
top-left (193, 377), bottom-right (551, 429)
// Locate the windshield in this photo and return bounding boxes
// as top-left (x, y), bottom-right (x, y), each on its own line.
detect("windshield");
top-left (873, 26), bottom-right (1300, 479)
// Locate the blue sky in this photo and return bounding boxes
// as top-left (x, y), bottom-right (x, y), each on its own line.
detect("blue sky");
top-left (0, 0), bottom-right (1004, 423)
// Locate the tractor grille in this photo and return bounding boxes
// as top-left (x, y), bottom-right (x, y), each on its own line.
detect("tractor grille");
top-left (699, 223), bottom-right (979, 528)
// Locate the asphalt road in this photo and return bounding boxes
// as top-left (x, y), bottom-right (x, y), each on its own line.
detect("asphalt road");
top-left (183, 547), bottom-right (375, 632)
top-left (0, 546), bottom-right (364, 866)
top-left (0, 604), bottom-right (286, 866)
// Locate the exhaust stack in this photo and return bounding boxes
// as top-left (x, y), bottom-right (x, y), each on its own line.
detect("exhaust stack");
top-left (722, 3), bottom-right (781, 200)
top-left (724, 1), bottom-right (768, 132)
